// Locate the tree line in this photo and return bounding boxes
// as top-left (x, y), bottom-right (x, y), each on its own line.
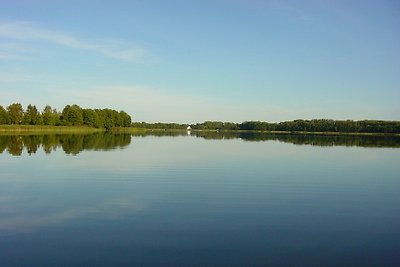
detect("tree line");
top-left (131, 122), bottom-right (188, 129)
top-left (0, 103), bottom-right (132, 129)
top-left (123, 119), bottom-right (400, 134)
top-left (237, 119), bottom-right (400, 134)
top-left (1, 103), bottom-right (399, 134)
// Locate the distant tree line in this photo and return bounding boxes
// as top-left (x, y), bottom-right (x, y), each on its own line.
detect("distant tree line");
top-left (131, 122), bottom-right (188, 129)
top-left (191, 121), bottom-right (240, 131)
top-left (0, 103), bottom-right (132, 129)
top-left (2, 103), bottom-right (399, 134)
top-left (190, 120), bottom-right (400, 134)
top-left (132, 121), bottom-right (239, 130)
top-left (237, 119), bottom-right (400, 134)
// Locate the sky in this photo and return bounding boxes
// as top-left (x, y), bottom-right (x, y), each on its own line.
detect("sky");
top-left (0, 0), bottom-right (399, 123)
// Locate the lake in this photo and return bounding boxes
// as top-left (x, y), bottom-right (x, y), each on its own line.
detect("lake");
top-left (1, 132), bottom-right (399, 266)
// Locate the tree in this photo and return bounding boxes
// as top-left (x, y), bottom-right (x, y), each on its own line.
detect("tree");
top-left (7, 103), bottom-right (23, 125)
top-left (83, 109), bottom-right (102, 128)
top-left (42, 105), bottom-right (59, 126)
top-left (61, 104), bottom-right (84, 126)
top-left (102, 109), bottom-right (115, 130)
top-left (119, 111), bottom-right (132, 127)
top-left (23, 104), bottom-right (42, 125)
top-left (0, 105), bottom-right (10, 125)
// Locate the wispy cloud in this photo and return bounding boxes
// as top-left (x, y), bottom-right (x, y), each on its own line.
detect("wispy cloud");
top-left (0, 71), bottom-right (30, 82)
top-left (0, 21), bottom-right (147, 62)
top-left (0, 42), bottom-right (34, 60)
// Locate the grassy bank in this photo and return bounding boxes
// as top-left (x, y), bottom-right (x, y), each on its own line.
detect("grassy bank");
top-left (0, 125), bottom-right (103, 134)
top-left (0, 125), bottom-right (183, 135)
top-left (0, 125), bottom-right (177, 135)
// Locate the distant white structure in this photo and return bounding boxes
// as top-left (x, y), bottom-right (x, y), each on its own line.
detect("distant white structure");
top-left (187, 126), bottom-right (192, 130)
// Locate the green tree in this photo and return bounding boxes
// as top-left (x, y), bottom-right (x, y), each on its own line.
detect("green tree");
top-left (42, 105), bottom-right (59, 126)
top-left (83, 109), bottom-right (102, 128)
top-left (61, 104), bottom-right (84, 126)
top-left (119, 111), bottom-right (132, 127)
top-left (7, 103), bottom-right (23, 125)
top-left (23, 104), bottom-right (41, 125)
top-left (102, 109), bottom-right (115, 129)
top-left (0, 105), bottom-right (10, 125)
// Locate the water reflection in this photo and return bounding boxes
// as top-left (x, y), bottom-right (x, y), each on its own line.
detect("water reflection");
top-left (1, 132), bottom-right (399, 266)
top-left (1, 131), bottom-right (399, 156)
top-left (0, 195), bottom-right (144, 232)
top-left (134, 131), bottom-right (400, 148)
top-left (0, 133), bottom-right (131, 156)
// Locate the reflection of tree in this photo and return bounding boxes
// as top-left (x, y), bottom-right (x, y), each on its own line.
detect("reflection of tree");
top-left (193, 132), bottom-right (400, 148)
top-left (1, 131), bottom-right (399, 156)
top-left (270, 134), bottom-right (400, 148)
top-left (0, 133), bottom-right (132, 156)
top-left (7, 136), bottom-right (23, 156)
top-left (0, 136), bottom-right (11, 153)
top-left (131, 131), bottom-right (188, 138)
top-left (42, 135), bottom-right (59, 154)
top-left (60, 135), bottom-right (84, 155)
top-left (22, 135), bottom-right (41, 155)
top-left (59, 133), bottom-right (132, 155)
top-left (130, 131), bottom-right (400, 147)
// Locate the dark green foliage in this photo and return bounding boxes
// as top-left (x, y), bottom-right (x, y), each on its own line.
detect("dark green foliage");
top-left (131, 122), bottom-right (188, 129)
top-left (42, 105), bottom-right (60, 126)
top-left (1, 103), bottom-right (132, 129)
top-left (1, 102), bottom-right (398, 134)
top-left (61, 105), bottom-right (84, 126)
top-left (22, 104), bottom-right (42, 125)
top-left (133, 119), bottom-right (400, 134)
top-left (119, 111), bottom-right (132, 127)
top-left (0, 105), bottom-right (10, 125)
top-left (239, 119), bottom-right (400, 134)
top-left (83, 109), bottom-right (102, 128)
top-left (7, 103), bottom-right (23, 125)
top-left (102, 109), bottom-right (121, 129)
top-left (92, 108), bottom-right (132, 129)
top-left (192, 121), bottom-right (240, 131)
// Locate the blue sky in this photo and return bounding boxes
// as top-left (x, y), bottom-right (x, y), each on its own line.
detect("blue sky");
top-left (0, 0), bottom-right (399, 122)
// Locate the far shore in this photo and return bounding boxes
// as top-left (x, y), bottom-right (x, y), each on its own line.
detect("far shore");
top-left (1, 125), bottom-right (399, 137)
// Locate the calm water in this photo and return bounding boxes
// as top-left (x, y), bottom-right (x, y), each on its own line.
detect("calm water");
top-left (1, 132), bottom-right (399, 266)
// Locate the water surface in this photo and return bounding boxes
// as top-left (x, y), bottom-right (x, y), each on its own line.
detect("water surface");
top-left (1, 132), bottom-right (399, 266)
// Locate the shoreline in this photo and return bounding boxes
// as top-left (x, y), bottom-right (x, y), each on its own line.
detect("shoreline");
top-left (1, 125), bottom-right (398, 137)
top-left (0, 125), bottom-right (103, 134)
